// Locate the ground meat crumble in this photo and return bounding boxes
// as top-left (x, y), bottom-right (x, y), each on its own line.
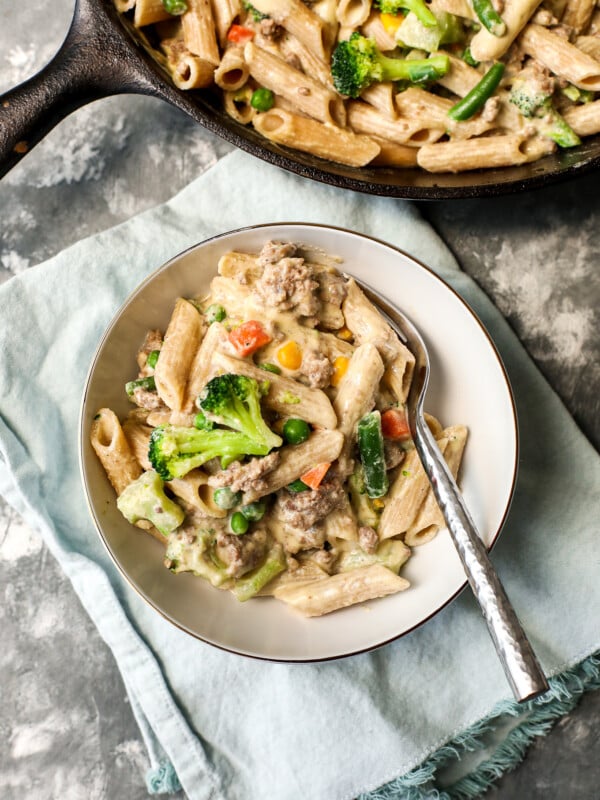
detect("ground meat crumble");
top-left (208, 451), bottom-right (280, 495)
top-left (274, 477), bottom-right (346, 529)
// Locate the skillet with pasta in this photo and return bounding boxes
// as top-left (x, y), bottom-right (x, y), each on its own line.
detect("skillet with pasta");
top-left (114, 0), bottom-right (600, 173)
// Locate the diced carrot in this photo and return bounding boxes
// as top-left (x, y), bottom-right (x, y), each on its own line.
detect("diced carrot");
top-left (381, 408), bottom-right (411, 441)
top-left (300, 462), bottom-right (331, 490)
top-left (228, 320), bottom-right (272, 357)
top-left (227, 24), bottom-right (255, 44)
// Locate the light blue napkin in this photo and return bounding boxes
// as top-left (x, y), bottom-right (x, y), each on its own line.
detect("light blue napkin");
top-left (0, 150), bottom-right (598, 800)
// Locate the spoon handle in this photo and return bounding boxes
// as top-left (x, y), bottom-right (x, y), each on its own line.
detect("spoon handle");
top-left (414, 414), bottom-right (549, 703)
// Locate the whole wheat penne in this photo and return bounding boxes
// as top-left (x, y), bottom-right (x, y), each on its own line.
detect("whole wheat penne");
top-left (249, 0), bottom-right (335, 60)
top-left (336, 0), bottom-right (371, 28)
top-left (253, 109), bottom-right (380, 168)
top-left (347, 101), bottom-right (444, 147)
top-left (379, 437), bottom-right (450, 539)
top-left (561, 0), bottom-right (595, 33)
top-left (520, 23), bottom-right (600, 90)
top-left (154, 298), bottom-right (205, 412)
top-left (469, 0), bottom-right (543, 62)
top-left (134, 0), bottom-right (172, 26)
top-left (244, 43), bottom-right (346, 126)
top-left (273, 564), bottom-right (410, 616)
top-left (178, 320), bottom-right (228, 415)
top-left (90, 408), bottom-right (143, 496)
top-left (333, 343), bottom-right (385, 473)
top-left (182, 0), bottom-right (220, 68)
top-left (405, 425), bottom-right (468, 545)
top-left (563, 100), bottom-right (600, 136)
top-left (214, 46), bottom-right (250, 92)
top-left (242, 429), bottom-right (344, 502)
top-left (417, 134), bottom-right (556, 173)
top-left (342, 278), bottom-right (415, 401)
top-left (168, 470), bottom-right (228, 517)
top-left (212, 0), bottom-right (243, 46)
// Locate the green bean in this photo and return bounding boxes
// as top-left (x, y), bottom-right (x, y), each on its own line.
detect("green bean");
top-left (447, 62), bottom-right (505, 121)
top-left (472, 0), bottom-right (506, 36)
top-left (146, 349), bottom-right (160, 369)
top-left (287, 479), bottom-right (310, 492)
top-left (357, 411), bottom-right (389, 499)
top-left (260, 362), bottom-right (282, 375)
top-left (125, 376), bottom-right (156, 396)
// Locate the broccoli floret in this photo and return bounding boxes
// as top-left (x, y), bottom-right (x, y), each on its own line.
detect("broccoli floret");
top-left (149, 425), bottom-right (271, 480)
top-left (149, 374), bottom-right (282, 480)
top-left (116, 470), bottom-right (185, 537)
top-left (509, 77), bottom-right (581, 148)
top-left (331, 32), bottom-right (449, 98)
top-left (197, 373), bottom-right (282, 453)
top-left (375, 0), bottom-right (437, 26)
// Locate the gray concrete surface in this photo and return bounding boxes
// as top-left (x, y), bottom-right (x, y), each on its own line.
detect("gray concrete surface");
top-left (1, 3), bottom-right (598, 799)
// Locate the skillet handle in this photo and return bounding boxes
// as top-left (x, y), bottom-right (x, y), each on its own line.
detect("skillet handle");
top-left (0, 0), bottom-right (163, 178)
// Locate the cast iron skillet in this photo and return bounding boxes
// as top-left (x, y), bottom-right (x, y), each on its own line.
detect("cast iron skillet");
top-left (1, 0), bottom-right (600, 197)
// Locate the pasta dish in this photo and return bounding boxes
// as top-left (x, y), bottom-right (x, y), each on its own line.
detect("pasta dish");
top-left (113, 0), bottom-right (600, 173)
top-left (91, 241), bottom-right (467, 616)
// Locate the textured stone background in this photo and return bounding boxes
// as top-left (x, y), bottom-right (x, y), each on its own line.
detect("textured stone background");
top-left (1, 2), bottom-right (598, 799)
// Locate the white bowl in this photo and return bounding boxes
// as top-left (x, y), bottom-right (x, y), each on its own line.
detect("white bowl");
top-left (80, 223), bottom-right (518, 661)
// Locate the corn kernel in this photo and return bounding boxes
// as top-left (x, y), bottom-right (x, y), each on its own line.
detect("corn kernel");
top-left (336, 326), bottom-right (354, 341)
top-left (277, 340), bottom-right (303, 370)
top-left (331, 356), bottom-right (349, 387)
top-left (380, 12), bottom-right (403, 35)
top-left (372, 498), bottom-right (385, 511)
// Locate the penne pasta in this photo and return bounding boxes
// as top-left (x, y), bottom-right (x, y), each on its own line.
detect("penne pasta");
top-left (154, 298), bottom-right (205, 412)
top-left (252, 108), bottom-right (380, 167)
top-left (116, 0), bottom-right (600, 175)
top-left (92, 239), bottom-right (468, 615)
top-left (273, 564), bottom-right (410, 616)
top-left (520, 23), bottom-right (600, 90)
top-left (91, 408), bottom-right (143, 496)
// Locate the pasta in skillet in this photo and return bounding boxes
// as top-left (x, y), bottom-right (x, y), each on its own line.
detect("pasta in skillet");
top-left (91, 241), bottom-right (468, 616)
top-left (115, 0), bottom-right (600, 173)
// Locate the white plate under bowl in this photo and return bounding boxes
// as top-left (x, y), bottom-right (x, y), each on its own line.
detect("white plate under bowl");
top-left (80, 223), bottom-right (518, 661)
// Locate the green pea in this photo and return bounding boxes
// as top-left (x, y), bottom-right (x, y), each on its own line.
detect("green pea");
top-left (260, 362), bottom-right (281, 375)
top-left (162, 0), bottom-right (187, 14)
top-left (147, 349), bottom-right (160, 369)
top-left (205, 303), bottom-right (226, 323)
top-left (283, 418), bottom-right (310, 445)
top-left (214, 487), bottom-right (242, 509)
top-left (241, 501), bottom-right (266, 522)
top-left (193, 412), bottom-right (215, 431)
top-left (251, 88), bottom-right (275, 112)
top-left (230, 511), bottom-right (249, 535)
top-left (287, 479), bottom-right (310, 493)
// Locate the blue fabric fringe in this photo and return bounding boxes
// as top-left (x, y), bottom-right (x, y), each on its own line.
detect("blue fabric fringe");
top-left (144, 652), bottom-right (599, 798)
top-left (147, 760), bottom-right (182, 795)
top-left (359, 651), bottom-right (600, 800)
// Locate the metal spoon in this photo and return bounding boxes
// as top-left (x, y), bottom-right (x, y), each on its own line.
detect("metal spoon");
top-left (358, 279), bottom-right (549, 703)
